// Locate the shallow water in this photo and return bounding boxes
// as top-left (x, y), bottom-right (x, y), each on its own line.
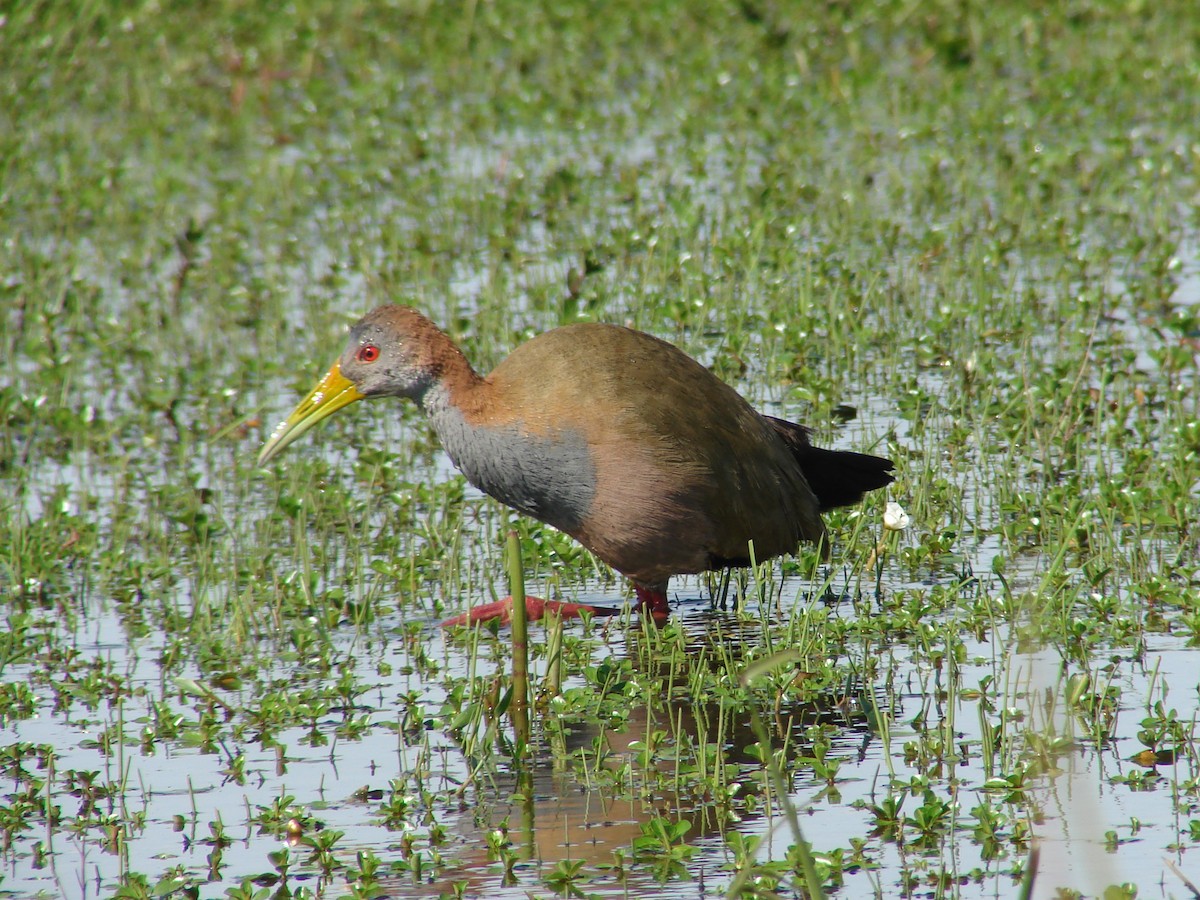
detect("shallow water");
top-left (4, 299), bottom-right (1196, 897)
top-left (3, 548), bottom-right (1196, 899)
top-left (5, 7), bottom-right (1200, 895)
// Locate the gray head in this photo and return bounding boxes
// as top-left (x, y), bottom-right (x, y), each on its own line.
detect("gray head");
top-left (338, 305), bottom-right (459, 401)
top-left (257, 305), bottom-right (471, 465)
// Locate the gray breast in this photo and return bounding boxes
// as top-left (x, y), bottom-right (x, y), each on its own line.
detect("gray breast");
top-left (427, 404), bottom-right (597, 533)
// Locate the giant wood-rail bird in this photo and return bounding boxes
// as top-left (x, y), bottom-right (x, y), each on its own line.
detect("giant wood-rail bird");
top-left (258, 305), bottom-right (895, 623)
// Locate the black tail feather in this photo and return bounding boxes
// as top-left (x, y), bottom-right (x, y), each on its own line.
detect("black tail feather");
top-left (766, 416), bottom-right (895, 512)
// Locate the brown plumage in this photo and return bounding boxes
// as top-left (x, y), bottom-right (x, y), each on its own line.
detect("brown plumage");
top-left (258, 305), bottom-right (895, 620)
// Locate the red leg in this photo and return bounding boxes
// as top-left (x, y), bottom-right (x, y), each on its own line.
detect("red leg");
top-left (633, 583), bottom-right (671, 622)
top-left (440, 595), bottom-right (618, 628)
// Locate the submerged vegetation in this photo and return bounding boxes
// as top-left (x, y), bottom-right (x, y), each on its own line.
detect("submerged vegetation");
top-left (2, 0), bottom-right (1199, 897)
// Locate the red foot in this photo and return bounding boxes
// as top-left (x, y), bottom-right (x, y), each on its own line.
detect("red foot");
top-left (634, 584), bottom-right (671, 623)
top-left (440, 596), bottom-right (616, 628)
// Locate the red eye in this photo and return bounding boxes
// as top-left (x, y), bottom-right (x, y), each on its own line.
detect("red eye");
top-left (357, 344), bottom-right (380, 363)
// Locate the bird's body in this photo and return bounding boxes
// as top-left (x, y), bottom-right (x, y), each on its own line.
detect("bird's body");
top-left (259, 305), bottom-right (895, 620)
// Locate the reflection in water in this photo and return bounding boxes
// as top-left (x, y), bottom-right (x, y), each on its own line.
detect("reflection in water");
top-left (380, 608), bottom-right (883, 897)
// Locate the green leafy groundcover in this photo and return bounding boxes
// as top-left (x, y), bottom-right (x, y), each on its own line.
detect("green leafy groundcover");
top-left (1, 1), bottom-right (1198, 897)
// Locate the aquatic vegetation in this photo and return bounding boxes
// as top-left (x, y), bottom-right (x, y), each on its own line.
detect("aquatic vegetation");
top-left (2, 1), bottom-right (1200, 897)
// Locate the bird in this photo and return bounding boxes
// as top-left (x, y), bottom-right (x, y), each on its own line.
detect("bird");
top-left (257, 305), bottom-right (895, 624)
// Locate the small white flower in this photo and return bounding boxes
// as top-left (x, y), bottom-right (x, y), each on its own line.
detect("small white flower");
top-left (883, 502), bottom-right (910, 532)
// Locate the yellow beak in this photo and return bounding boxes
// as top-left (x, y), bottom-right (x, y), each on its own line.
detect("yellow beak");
top-left (258, 361), bottom-right (364, 465)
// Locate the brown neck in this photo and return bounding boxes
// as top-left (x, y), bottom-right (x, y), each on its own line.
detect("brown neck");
top-left (412, 320), bottom-right (490, 421)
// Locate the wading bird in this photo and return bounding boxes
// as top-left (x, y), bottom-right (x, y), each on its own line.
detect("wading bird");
top-left (258, 305), bottom-right (894, 624)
